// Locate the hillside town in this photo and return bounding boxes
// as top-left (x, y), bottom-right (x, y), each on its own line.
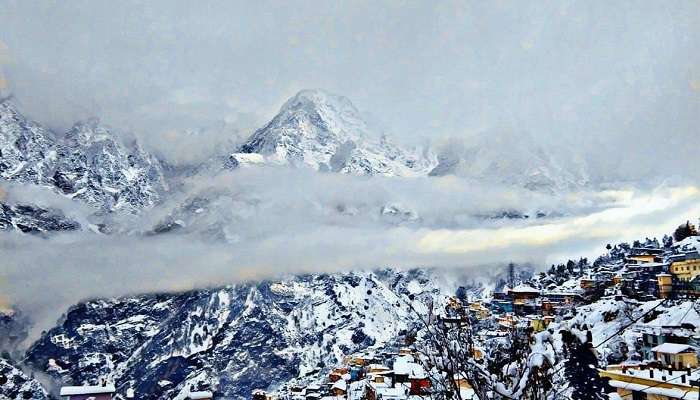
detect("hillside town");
top-left (248, 221), bottom-right (700, 400)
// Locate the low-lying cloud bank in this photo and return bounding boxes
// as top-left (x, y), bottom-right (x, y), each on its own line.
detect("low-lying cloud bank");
top-left (1, 166), bottom-right (699, 345)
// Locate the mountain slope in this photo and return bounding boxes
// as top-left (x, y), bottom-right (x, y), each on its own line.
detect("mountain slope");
top-left (0, 99), bottom-right (167, 214)
top-left (24, 269), bottom-right (453, 400)
top-left (233, 90), bottom-right (436, 177)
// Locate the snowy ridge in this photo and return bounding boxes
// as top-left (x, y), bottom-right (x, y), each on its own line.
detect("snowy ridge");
top-left (0, 99), bottom-right (167, 214)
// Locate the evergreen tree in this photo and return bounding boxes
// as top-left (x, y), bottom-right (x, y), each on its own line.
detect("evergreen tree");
top-left (662, 234), bottom-right (673, 248)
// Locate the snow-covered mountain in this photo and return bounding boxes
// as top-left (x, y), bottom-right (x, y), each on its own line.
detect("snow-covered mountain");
top-left (0, 202), bottom-right (81, 233)
top-left (23, 269), bottom-right (472, 400)
top-left (231, 90), bottom-right (437, 177)
top-left (430, 132), bottom-right (590, 192)
top-left (0, 99), bottom-right (167, 215)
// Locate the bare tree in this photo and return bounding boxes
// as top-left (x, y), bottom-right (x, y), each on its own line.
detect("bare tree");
top-left (405, 296), bottom-right (558, 400)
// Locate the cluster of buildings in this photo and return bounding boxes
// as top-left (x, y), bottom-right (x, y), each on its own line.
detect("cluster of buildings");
top-left (464, 281), bottom-right (587, 340)
top-left (610, 237), bottom-right (700, 300)
top-left (262, 348), bottom-right (476, 400)
top-left (481, 236), bottom-right (700, 330)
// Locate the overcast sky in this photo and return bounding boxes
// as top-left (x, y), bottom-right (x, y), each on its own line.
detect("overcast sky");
top-left (1, 0), bottom-right (698, 173)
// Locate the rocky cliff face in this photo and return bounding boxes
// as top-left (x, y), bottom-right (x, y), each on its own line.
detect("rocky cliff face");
top-left (0, 310), bottom-right (48, 400)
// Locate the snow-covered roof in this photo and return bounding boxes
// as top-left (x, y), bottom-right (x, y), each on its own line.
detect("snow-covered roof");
top-left (331, 380), bottom-right (347, 392)
top-left (60, 384), bottom-right (116, 395)
top-left (373, 386), bottom-right (407, 399)
top-left (650, 343), bottom-right (695, 354)
top-left (188, 391), bottom-right (214, 399)
top-left (367, 364), bottom-right (391, 371)
top-left (393, 356), bottom-right (426, 379)
top-left (631, 262), bottom-right (668, 268)
top-left (542, 291), bottom-right (582, 296)
top-left (509, 284), bottom-right (540, 294)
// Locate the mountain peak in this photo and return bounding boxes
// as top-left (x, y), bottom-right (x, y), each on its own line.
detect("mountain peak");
top-left (280, 89), bottom-right (358, 117)
top-left (234, 90), bottom-right (436, 176)
top-left (64, 118), bottom-right (112, 147)
top-left (272, 88), bottom-right (370, 142)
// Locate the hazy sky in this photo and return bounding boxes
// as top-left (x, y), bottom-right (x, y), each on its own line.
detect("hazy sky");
top-left (1, 0), bottom-right (698, 174)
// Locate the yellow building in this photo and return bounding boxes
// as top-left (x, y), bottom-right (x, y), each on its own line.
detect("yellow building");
top-left (657, 273), bottom-right (673, 299)
top-left (628, 254), bottom-right (658, 263)
top-left (670, 259), bottom-right (700, 282)
top-left (652, 343), bottom-right (699, 369)
top-left (529, 317), bottom-right (546, 332)
top-left (599, 343), bottom-right (700, 399)
top-left (468, 302), bottom-right (491, 319)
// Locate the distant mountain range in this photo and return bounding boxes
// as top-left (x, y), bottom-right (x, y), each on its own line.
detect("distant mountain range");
top-left (0, 90), bottom-right (596, 235)
top-left (0, 90), bottom-right (595, 239)
top-left (429, 131), bottom-right (591, 192)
